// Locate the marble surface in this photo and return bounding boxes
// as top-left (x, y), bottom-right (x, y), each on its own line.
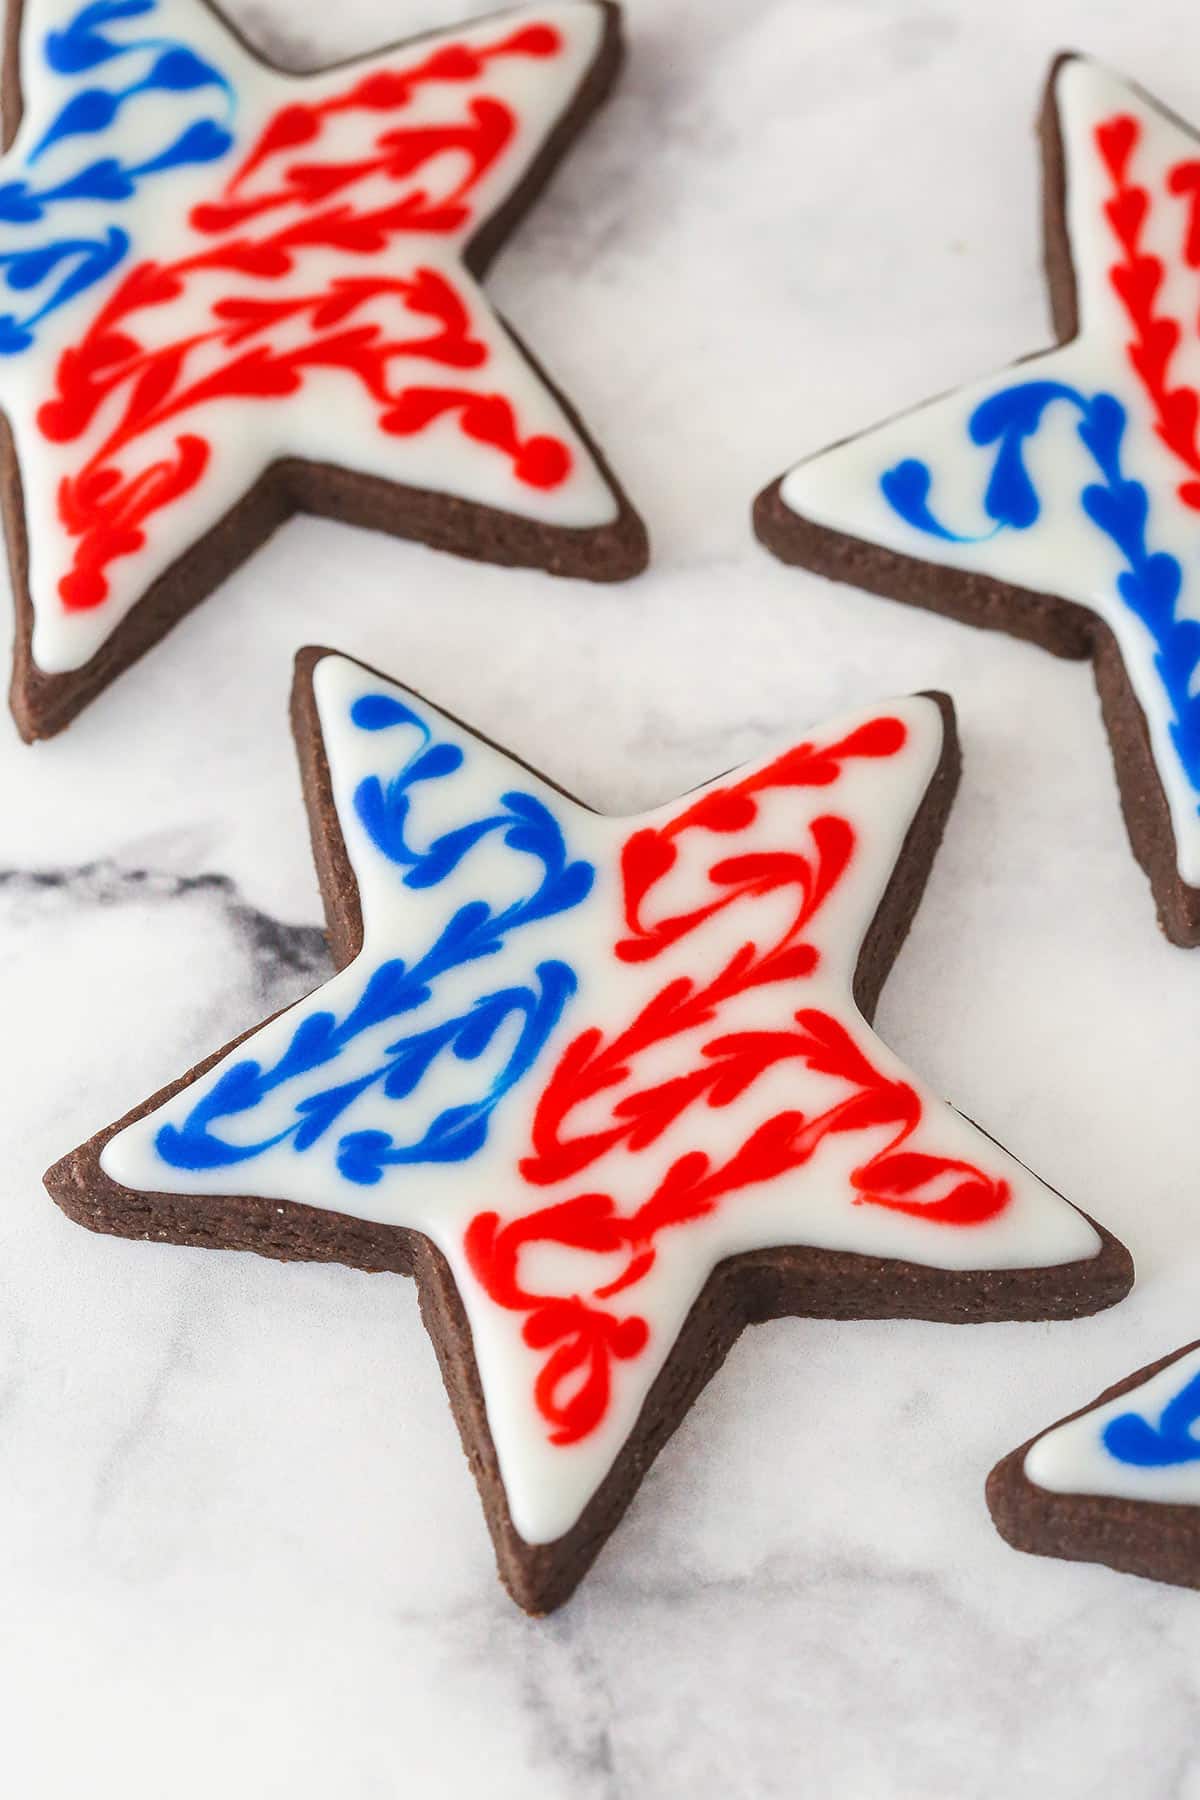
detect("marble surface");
top-left (5, 0), bottom-right (1200, 1794)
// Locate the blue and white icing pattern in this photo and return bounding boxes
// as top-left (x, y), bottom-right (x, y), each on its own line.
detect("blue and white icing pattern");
top-left (776, 56), bottom-right (1200, 886)
top-left (154, 687), bottom-right (594, 1185)
top-left (99, 654), bottom-right (617, 1245)
top-left (0, 0), bottom-right (233, 353)
top-left (880, 381), bottom-right (1200, 794)
top-left (1025, 1344), bottom-right (1200, 1505)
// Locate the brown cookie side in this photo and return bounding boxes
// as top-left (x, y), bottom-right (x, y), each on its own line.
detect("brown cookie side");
top-left (752, 477), bottom-right (1095, 662)
top-left (753, 51), bottom-right (1200, 946)
top-left (987, 1341), bottom-right (1200, 1591)
top-left (1091, 624), bottom-right (1200, 945)
top-left (45, 664), bottom-right (1133, 1611)
top-left (852, 690), bottom-right (961, 1021)
top-left (4, 0), bottom-right (648, 743)
top-left (1039, 50), bottom-right (1082, 343)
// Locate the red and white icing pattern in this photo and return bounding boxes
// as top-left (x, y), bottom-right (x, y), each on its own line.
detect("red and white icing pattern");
top-left (3, 0), bottom-right (619, 676)
top-left (775, 57), bottom-right (1200, 887)
top-left (102, 659), bottom-right (1103, 1545)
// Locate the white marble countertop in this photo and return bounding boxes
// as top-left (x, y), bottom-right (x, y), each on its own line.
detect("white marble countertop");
top-left (5, 0), bottom-right (1200, 1794)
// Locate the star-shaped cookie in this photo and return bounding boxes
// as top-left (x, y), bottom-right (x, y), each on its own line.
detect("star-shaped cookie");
top-left (0, 0), bottom-right (645, 738)
top-left (989, 1339), bottom-right (1200, 1592)
top-left (46, 650), bottom-right (1133, 1610)
top-left (756, 55), bottom-right (1200, 945)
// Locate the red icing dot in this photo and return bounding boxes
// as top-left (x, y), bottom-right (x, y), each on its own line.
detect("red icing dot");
top-left (351, 70), bottom-right (417, 109)
top-left (423, 45), bottom-right (482, 81)
top-left (612, 1316), bottom-right (650, 1359)
top-left (515, 435), bottom-right (571, 489)
top-left (1095, 114), bottom-right (1139, 180)
top-left (494, 25), bottom-right (562, 58)
top-left (59, 564), bottom-right (110, 611)
top-left (838, 716), bottom-right (908, 758)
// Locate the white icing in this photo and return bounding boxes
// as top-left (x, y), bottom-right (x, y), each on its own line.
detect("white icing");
top-left (0, 0), bottom-right (620, 675)
top-left (777, 57), bottom-right (1200, 887)
top-left (101, 657), bottom-right (1104, 1545)
top-left (1024, 1345), bottom-right (1200, 1506)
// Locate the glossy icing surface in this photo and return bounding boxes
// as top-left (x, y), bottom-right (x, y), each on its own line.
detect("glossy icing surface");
top-left (1025, 1343), bottom-right (1200, 1504)
top-left (101, 656), bottom-right (1102, 1544)
top-left (0, 0), bottom-right (620, 676)
top-left (778, 57), bottom-right (1200, 886)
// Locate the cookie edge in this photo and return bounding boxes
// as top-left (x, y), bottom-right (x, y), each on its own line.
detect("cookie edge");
top-left (44, 657), bottom-right (1133, 1613)
top-left (751, 51), bottom-right (1200, 946)
top-left (2, 0), bottom-right (650, 743)
top-left (987, 1339), bottom-right (1200, 1592)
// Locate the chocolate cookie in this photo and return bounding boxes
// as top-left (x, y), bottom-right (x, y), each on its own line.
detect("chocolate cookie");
top-left (988, 1340), bottom-right (1200, 1591)
top-left (46, 649), bottom-right (1133, 1611)
top-left (0, 0), bottom-right (646, 740)
top-left (755, 54), bottom-right (1200, 945)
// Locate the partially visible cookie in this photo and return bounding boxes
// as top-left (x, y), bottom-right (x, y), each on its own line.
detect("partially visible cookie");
top-left (0, 0), bottom-right (646, 739)
top-left (46, 647), bottom-right (1132, 1613)
top-left (988, 1342), bottom-right (1200, 1591)
top-left (755, 53), bottom-right (1200, 945)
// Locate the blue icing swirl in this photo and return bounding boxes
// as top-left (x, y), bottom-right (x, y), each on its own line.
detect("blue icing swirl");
top-left (880, 379), bottom-right (1200, 808)
top-left (0, 0), bottom-right (235, 352)
top-left (154, 694), bottom-right (596, 1186)
top-left (1103, 1366), bottom-right (1200, 1468)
